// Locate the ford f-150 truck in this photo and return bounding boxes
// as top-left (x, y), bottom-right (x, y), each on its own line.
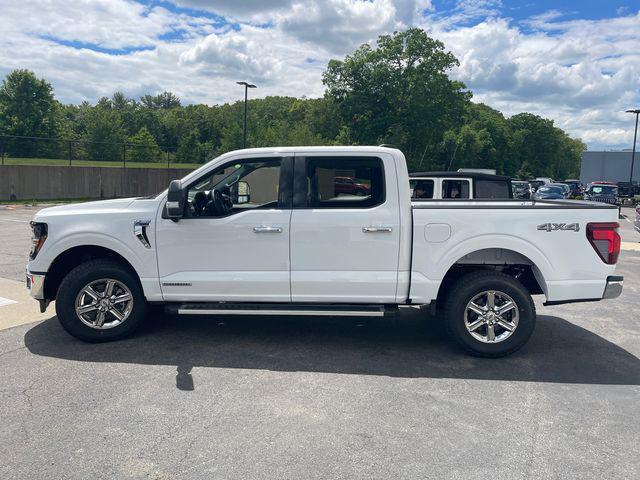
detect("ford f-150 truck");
top-left (26, 146), bottom-right (623, 357)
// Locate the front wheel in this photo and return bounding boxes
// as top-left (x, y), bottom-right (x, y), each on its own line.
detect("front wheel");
top-left (443, 271), bottom-right (536, 357)
top-left (56, 259), bottom-right (148, 342)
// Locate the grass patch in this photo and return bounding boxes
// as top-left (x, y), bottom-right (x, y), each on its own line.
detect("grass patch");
top-left (1, 156), bottom-right (201, 170)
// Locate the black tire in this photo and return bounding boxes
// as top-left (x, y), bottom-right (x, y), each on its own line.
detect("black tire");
top-left (443, 270), bottom-right (536, 357)
top-left (55, 259), bottom-right (148, 342)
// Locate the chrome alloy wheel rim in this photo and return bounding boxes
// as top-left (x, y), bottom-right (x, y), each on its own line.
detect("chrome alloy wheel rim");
top-left (75, 279), bottom-right (133, 330)
top-left (464, 290), bottom-right (519, 343)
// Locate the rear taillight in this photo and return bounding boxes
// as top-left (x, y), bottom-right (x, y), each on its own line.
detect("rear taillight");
top-left (586, 222), bottom-right (620, 265)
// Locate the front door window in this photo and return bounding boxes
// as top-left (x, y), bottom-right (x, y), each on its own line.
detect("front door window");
top-left (186, 158), bottom-right (282, 217)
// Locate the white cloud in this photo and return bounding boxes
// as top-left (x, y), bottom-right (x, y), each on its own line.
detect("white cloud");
top-left (0, 0), bottom-right (638, 149)
top-left (0, 0), bottom-right (172, 49)
top-left (424, 12), bottom-right (640, 148)
top-left (179, 27), bottom-right (284, 80)
top-left (276, 0), bottom-right (400, 53)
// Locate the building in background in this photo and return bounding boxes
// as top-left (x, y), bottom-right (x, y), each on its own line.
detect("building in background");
top-left (580, 151), bottom-right (638, 184)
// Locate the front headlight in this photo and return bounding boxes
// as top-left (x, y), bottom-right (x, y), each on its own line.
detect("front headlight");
top-left (29, 222), bottom-right (48, 260)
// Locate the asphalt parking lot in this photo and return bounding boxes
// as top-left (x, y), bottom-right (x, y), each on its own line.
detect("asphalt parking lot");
top-left (0, 205), bottom-right (639, 479)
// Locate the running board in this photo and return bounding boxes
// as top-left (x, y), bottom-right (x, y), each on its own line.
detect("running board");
top-left (167, 303), bottom-right (395, 317)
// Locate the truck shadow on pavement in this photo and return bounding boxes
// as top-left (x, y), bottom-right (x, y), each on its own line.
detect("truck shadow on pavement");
top-left (24, 311), bottom-right (640, 386)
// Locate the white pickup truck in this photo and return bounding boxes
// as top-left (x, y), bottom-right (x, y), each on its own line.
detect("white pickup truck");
top-left (26, 146), bottom-right (623, 357)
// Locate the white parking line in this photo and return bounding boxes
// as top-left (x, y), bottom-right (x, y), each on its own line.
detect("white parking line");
top-left (0, 296), bottom-right (17, 307)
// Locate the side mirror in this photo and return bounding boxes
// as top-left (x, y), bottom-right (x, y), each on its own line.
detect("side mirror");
top-left (166, 179), bottom-right (184, 219)
top-left (235, 180), bottom-right (251, 204)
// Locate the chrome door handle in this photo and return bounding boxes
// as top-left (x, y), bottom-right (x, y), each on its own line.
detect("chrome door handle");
top-left (253, 226), bottom-right (283, 233)
top-left (362, 226), bottom-right (393, 233)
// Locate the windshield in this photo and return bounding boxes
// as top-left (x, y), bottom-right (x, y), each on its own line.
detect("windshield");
top-left (587, 185), bottom-right (617, 195)
top-left (537, 186), bottom-right (563, 194)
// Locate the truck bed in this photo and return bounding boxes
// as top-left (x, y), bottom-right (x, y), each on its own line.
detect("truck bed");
top-left (408, 198), bottom-right (619, 304)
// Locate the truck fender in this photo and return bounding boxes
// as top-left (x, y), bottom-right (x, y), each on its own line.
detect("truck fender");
top-left (40, 232), bottom-right (145, 276)
top-left (434, 234), bottom-right (553, 291)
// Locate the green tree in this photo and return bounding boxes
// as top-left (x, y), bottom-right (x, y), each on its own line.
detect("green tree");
top-left (128, 126), bottom-right (161, 163)
top-left (0, 50), bottom-right (587, 178)
top-left (140, 91), bottom-right (181, 110)
top-left (0, 69), bottom-right (60, 157)
top-left (437, 103), bottom-right (510, 173)
top-left (112, 91), bottom-right (134, 111)
top-left (83, 107), bottom-right (125, 162)
top-left (175, 129), bottom-right (201, 164)
top-left (507, 113), bottom-right (559, 178)
top-left (323, 28), bottom-right (471, 169)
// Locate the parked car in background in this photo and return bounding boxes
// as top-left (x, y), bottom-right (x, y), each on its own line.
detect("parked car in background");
top-left (535, 177), bottom-right (554, 185)
top-left (584, 183), bottom-right (620, 204)
top-left (528, 180), bottom-right (545, 193)
top-left (457, 168), bottom-right (496, 175)
top-left (334, 176), bottom-right (371, 196)
top-left (563, 179), bottom-right (583, 198)
top-left (616, 181), bottom-right (638, 198)
top-left (511, 180), bottom-right (532, 199)
top-left (533, 185), bottom-right (566, 200)
top-left (548, 183), bottom-right (571, 198)
top-left (409, 171), bottom-right (513, 200)
top-left (584, 183), bottom-right (621, 212)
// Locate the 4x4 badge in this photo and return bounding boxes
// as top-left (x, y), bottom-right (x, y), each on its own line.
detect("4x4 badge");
top-left (537, 223), bottom-right (580, 232)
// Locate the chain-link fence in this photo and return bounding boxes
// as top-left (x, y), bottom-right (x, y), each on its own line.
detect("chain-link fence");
top-left (0, 134), bottom-right (211, 169)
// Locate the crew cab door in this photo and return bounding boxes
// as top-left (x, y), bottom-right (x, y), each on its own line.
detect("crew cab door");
top-left (155, 155), bottom-right (292, 302)
top-left (289, 153), bottom-right (401, 302)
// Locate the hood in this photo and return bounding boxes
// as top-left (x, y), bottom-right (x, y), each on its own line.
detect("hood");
top-left (34, 197), bottom-right (139, 219)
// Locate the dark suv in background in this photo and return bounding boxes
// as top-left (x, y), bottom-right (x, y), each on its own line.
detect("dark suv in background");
top-left (563, 179), bottom-right (583, 198)
top-left (584, 182), bottom-right (621, 211)
top-left (616, 181), bottom-right (639, 198)
top-left (528, 179), bottom-right (545, 193)
top-left (409, 171), bottom-right (513, 199)
top-left (511, 180), bottom-right (532, 199)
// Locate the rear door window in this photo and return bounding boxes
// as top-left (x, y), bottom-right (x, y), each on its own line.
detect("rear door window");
top-left (300, 156), bottom-right (385, 208)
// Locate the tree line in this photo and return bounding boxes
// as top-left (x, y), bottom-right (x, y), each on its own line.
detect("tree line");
top-left (0, 28), bottom-right (584, 177)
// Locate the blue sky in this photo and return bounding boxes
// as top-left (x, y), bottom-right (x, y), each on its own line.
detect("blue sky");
top-left (432, 0), bottom-right (634, 21)
top-left (0, 0), bottom-right (638, 149)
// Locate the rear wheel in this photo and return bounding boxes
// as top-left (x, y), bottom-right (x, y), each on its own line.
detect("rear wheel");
top-left (56, 259), bottom-right (147, 342)
top-left (444, 271), bottom-right (536, 357)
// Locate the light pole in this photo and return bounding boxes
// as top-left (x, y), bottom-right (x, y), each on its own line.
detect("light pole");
top-left (626, 109), bottom-right (640, 187)
top-left (237, 81), bottom-right (257, 148)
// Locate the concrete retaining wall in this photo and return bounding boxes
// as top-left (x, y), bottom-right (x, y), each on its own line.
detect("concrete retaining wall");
top-left (0, 165), bottom-right (194, 200)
